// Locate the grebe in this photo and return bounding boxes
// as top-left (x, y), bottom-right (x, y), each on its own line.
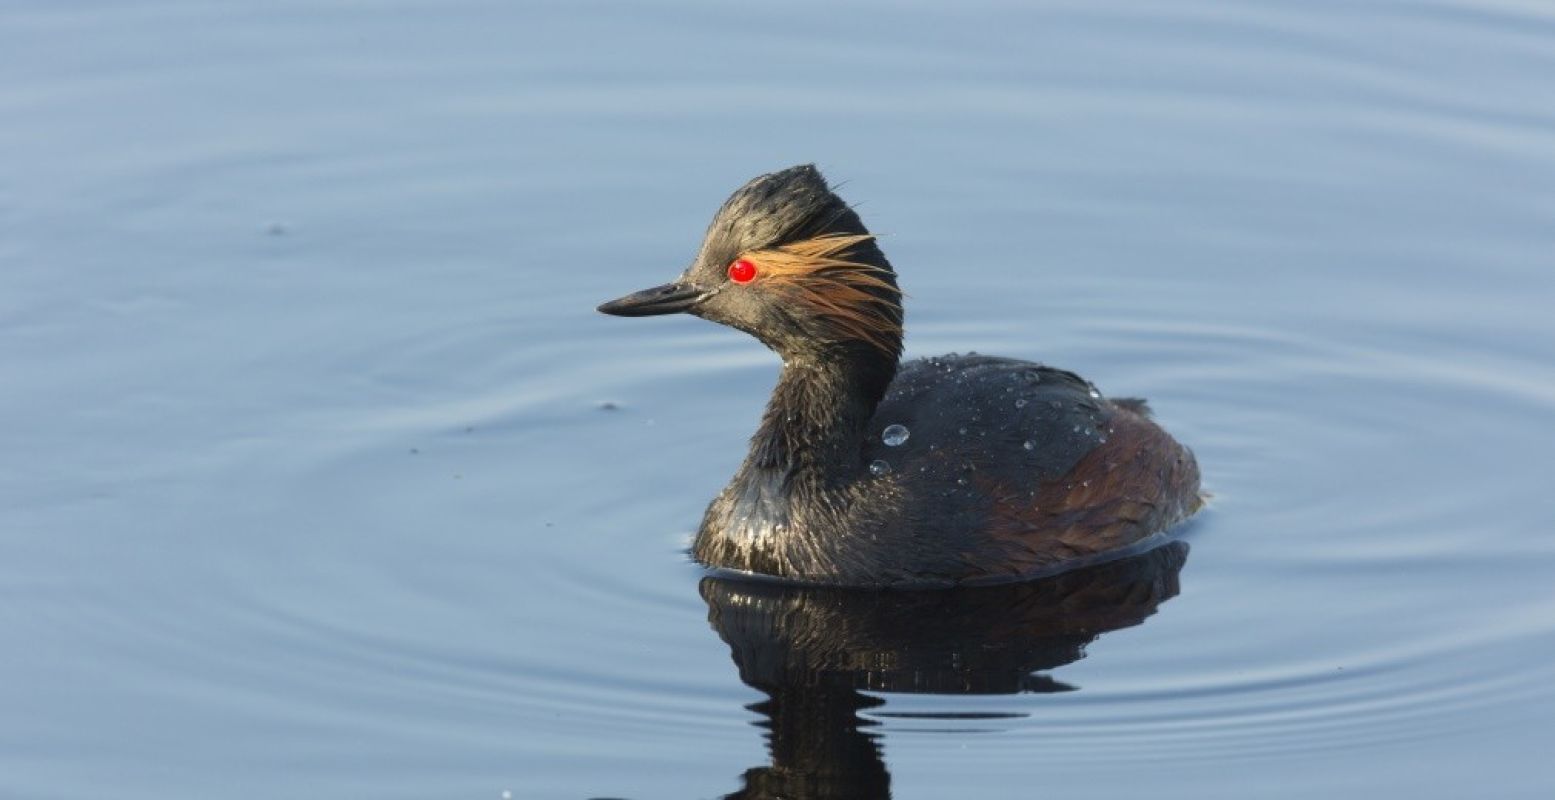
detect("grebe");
top-left (599, 165), bottom-right (1201, 587)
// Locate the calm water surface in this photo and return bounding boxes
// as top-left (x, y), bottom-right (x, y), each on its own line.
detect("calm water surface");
top-left (4, 1), bottom-right (1555, 797)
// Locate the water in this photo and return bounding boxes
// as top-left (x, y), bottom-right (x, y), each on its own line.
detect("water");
top-left (4, 1), bottom-right (1554, 797)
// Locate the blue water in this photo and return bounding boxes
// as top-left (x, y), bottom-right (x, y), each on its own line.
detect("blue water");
top-left (5, 1), bottom-right (1555, 797)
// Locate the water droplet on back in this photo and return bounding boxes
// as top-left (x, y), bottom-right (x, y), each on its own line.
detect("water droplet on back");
top-left (882, 423), bottom-right (910, 446)
top-left (1014, 398), bottom-right (1027, 408)
top-left (869, 459), bottom-right (891, 476)
top-left (1023, 440), bottom-right (1035, 450)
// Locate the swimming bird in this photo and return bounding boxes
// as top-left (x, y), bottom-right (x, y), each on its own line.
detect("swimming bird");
top-left (599, 165), bottom-right (1201, 587)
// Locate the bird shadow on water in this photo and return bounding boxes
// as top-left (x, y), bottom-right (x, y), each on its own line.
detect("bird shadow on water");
top-left (697, 541), bottom-right (1189, 799)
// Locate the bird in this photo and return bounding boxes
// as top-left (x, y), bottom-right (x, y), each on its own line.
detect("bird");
top-left (598, 164), bottom-right (1202, 587)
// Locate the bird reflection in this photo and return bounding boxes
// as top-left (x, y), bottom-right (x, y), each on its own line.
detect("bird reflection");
top-left (701, 541), bottom-right (1189, 800)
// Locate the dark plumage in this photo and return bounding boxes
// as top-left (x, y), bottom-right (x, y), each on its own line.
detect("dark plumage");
top-left (599, 164), bottom-right (1202, 587)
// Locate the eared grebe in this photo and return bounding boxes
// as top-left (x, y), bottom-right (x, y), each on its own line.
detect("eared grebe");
top-left (599, 165), bottom-right (1201, 587)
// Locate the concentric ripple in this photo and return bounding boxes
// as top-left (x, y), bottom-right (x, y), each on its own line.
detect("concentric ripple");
top-left (3, 0), bottom-right (1554, 798)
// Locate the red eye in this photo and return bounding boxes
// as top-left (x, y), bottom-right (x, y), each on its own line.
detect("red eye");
top-left (728, 259), bottom-right (758, 284)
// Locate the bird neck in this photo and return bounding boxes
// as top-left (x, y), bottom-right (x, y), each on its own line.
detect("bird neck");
top-left (746, 345), bottom-right (897, 490)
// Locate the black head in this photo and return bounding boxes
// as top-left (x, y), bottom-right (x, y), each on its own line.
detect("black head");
top-left (598, 165), bottom-right (903, 362)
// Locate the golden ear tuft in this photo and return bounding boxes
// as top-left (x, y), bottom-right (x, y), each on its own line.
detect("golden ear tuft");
top-left (740, 233), bottom-right (902, 355)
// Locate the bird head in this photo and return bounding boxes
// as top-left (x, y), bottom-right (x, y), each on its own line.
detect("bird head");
top-left (599, 164), bottom-right (903, 362)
